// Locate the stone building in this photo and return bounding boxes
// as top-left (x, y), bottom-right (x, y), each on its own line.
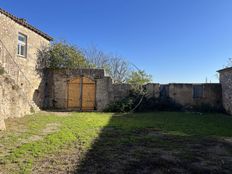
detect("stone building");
top-left (0, 8), bottom-right (52, 130)
top-left (218, 67), bottom-right (232, 114)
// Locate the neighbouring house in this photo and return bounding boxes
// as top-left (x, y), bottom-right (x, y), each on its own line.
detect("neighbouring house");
top-left (218, 67), bottom-right (232, 115)
top-left (0, 8), bottom-right (52, 130)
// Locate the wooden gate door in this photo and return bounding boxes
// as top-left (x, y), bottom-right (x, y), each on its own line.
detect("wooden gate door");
top-left (82, 77), bottom-right (96, 111)
top-left (67, 76), bottom-right (96, 111)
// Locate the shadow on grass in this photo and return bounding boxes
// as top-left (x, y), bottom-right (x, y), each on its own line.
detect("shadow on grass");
top-left (74, 112), bottom-right (232, 174)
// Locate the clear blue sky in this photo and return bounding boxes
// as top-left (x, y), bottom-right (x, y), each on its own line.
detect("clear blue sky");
top-left (1, 0), bottom-right (232, 83)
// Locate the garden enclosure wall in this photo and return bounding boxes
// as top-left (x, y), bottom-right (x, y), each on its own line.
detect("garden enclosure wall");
top-left (43, 68), bottom-right (222, 112)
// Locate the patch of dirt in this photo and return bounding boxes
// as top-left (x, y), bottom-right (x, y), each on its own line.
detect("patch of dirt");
top-left (32, 143), bottom-right (83, 174)
top-left (42, 123), bottom-right (60, 135)
top-left (21, 135), bottom-right (43, 144)
top-left (20, 123), bottom-right (60, 145)
top-left (40, 111), bottom-right (71, 117)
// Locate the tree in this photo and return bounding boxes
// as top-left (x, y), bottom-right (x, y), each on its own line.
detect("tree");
top-left (226, 58), bottom-right (232, 67)
top-left (83, 46), bottom-right (130, 83)
top-left (82, 46), bottom-right (109, 69)
top-left (37, 41), bottom-right (89, 71)
top-left (127, 70), bottom-right (152, 85)
top-left (108, 57), bottom-right (130, 83)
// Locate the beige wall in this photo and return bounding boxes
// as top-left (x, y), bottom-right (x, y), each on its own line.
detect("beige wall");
top-left (168, 83), bottom-right (222, 109)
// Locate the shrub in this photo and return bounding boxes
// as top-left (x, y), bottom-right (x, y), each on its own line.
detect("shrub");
top-left (0, 66), bottom-right (4, 75)
top-left (104, 89), bottom-right (143, 112)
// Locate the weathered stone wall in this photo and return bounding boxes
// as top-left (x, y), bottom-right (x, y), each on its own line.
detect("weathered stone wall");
top-left (44, 69), bottom-right (105, 109)
top-left (99, 82), bottom-right (222, 111)
top-left (44, 69), bottom-right (222, 112)
top-left (96, 77), bottom-right (113, 111)
top-left (112, 84), bottom-right (132, 101)
top-left (145, 83), bottom-right (160, 98)
top-left (219, 68), bottom-right (232, 114)
top-left (168, 83), bottom-right (222, 109)
top-left (0, 75), bottom-right (32, 130)
top-left (0, 12), bottom-right (50, 110)
top-left (44, 69), bottom-right (135, 111)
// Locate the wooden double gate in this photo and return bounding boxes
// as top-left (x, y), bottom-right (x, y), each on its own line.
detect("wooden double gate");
top-left (67, 76), bottom-right (96, 111)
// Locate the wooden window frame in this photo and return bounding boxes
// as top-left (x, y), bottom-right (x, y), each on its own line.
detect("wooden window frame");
top-left (17, 33), bottom-right (27, 58)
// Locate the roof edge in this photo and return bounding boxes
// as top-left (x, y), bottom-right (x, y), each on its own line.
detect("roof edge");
top-left (0, 8), bottom-right (53, 41)
top-left (217, 67), bottom-right (232, 73)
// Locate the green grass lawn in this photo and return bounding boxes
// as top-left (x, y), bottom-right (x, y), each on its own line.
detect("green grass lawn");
top-left (0, 111), bottom-right (232, 173)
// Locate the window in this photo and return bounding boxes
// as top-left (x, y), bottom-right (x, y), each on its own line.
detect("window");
top-left (17, 33), bottom-right (27, 57)
top-left (193, 85), bottom-right (204, 99)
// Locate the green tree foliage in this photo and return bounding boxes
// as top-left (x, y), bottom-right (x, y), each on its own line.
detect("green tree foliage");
top-left (37, 41), bottom-right (89, 70)
top-left (127, 70), bottom-right (152, 85)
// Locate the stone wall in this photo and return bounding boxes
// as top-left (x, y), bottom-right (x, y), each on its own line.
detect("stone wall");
top-left (102, 83), bottom-right (222, 111)
top-left (219, 67), bottom-right (232, 114)
top-left (0, 75), bottom-right (32, 130)
top-left (44, 68), bottom-right (105, 110)
top-left (168, 83), bottom-right (222, 109)
top-left (96, 77), bottom-right (113, 111)
top-left (145, 83), bottom-right (160, 98)
top-left (112, 84), bottom-right (132, 101)
top-left (44, 69), bottom-right (223, 112)
top-left (97, 82), bottom-right (222, 111)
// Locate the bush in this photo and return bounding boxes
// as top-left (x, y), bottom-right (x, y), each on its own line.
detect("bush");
top-left (0, 66), bottom-right (4, 75)
top-left (104, 97), bottom-right (134, 112)
top-left (104, 90), bottom-right (143, 112)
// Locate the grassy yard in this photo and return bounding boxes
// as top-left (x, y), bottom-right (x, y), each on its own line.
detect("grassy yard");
top-left (0, 112), bottom-right (232, 174)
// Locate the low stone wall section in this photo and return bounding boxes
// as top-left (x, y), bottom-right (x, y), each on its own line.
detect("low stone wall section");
top-left (0, 75), bottom-right (32, 130)
top-left (168, 83), bottom-right (222, 109)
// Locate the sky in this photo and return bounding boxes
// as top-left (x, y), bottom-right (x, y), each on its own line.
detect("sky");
top-left (1, 0), bottom-right (232, 83)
